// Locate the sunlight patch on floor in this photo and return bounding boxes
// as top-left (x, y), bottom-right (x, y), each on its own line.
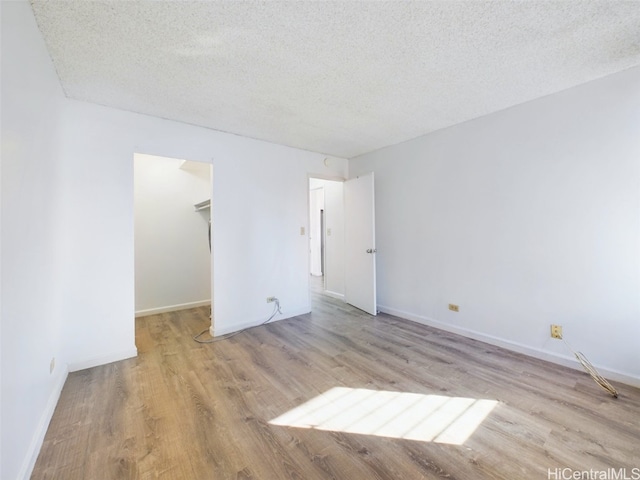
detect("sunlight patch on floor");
top-left (269, 387), bottom-right (498, 445)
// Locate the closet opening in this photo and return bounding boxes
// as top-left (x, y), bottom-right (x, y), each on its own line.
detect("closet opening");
top-left (133, 153), bottom-right (213, 321)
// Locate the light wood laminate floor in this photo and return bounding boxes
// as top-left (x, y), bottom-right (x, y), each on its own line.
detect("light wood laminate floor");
top-left (32, 286), bottom-right (640, 479)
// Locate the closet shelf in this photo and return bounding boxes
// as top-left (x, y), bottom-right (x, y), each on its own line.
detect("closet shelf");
top-left (194, 199), bottom-right (210, 211)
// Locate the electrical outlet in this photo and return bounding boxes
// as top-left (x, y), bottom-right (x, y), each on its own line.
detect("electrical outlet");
top-left (448, 304), bottom-right (459, 312)
top-left (50, 357), bottom-right (55, 374)
top-left (266, 296), bottom-right (276, 303)
top-left (550, 324), bottom-right (563, 339)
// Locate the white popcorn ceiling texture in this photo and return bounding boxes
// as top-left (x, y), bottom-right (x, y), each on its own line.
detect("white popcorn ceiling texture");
top-left (30, 1), bottom-right (640, 158)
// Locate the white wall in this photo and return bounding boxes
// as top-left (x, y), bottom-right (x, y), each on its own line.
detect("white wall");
top-left (350, 66), bottom-right (640, 386)
top-left (55, 103), bottom-right (347, 347)
top-left (134, 155), bottom-right (211, 315)
top-left (1, 2), bottom-right (69, 479)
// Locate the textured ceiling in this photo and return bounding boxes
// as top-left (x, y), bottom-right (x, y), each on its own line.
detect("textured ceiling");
top-left (30, 1), bottom-right (640, 158)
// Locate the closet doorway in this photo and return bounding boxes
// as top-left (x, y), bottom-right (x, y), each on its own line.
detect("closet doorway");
top-left (134, 153), bottom-right (213, 317)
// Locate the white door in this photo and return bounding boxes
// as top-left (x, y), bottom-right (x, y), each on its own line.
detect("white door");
top-left (344, 172), bottom-right (377, 315)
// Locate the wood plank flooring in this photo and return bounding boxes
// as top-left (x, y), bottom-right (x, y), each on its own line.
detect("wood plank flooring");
top-left (32, 287), bottom-right (640, 479)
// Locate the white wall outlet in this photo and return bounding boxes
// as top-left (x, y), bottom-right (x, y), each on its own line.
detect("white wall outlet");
top-left (300, 226), bottom-right (305, 236)
top-left (50, 357), bottom-right (55, 374)
top-left (266, 296), bottom-right (276, 303)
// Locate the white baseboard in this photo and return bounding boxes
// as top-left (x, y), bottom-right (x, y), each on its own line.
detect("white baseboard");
top-left (68, 347), bottom-right (138, 372)
top-left (323, 290), bottom-right (345, 300)
top-left (19, 365), bottom-right (69, 480)
top-left (135, 299), bottom-right (211, 317)
top-left (211, 305), bottom-right (311, 337)
top-left (378, 304), bottom-right (640, 389)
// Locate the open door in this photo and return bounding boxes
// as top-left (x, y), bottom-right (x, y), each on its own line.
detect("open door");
top-left (344, 172), bottom-right (377, 315)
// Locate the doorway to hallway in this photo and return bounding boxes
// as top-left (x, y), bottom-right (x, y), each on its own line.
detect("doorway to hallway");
top-left (309, 177), bottom-right (345, 302)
